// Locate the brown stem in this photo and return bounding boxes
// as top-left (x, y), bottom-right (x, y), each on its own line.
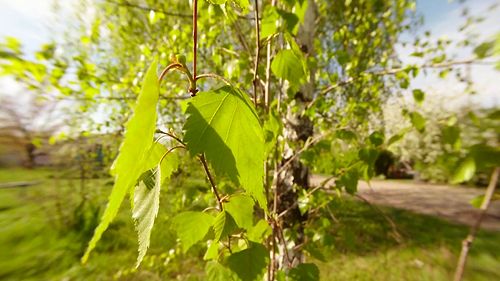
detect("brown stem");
top-left (192, 0), bottom-right (198, 95)
top-left (252, 0), bottom-right (260, 107)
top-left (156, 129), bottom-right (186, 146)
top-left (199, 154), bottom-right (224, 211)
top-left (158, 63), bottom-right (183, 83)
top-left (453, 167), bottom-right (499, 281)
top-left (159, 145), bottom-right (185, 164)
top-left (195, 73), bottom-right (232, 85)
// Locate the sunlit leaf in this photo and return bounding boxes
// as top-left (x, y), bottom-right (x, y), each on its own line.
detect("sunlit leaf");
top-left (172, 211), bottom-right (215, 253)
top-left (82, 61), bottom-right (159, 263)
top-left (184, 86), bottom-right (266, 208)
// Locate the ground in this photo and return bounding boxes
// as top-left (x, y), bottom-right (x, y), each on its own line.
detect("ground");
top-left (1, 168), bottom-right (499, 281)
top-left (312, 175), bottom-right (500, 231)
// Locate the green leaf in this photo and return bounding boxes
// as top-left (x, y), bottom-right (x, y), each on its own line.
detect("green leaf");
top-left (213, 211), bottom-right (237, 241)
top-left (470, 194), bottom-right (500, 209)
top-left (206, 261), bottom-right (236, 281)
top-left (132, 149), bottom-right (179, 267)
top-left (82, 61), bottom-right (159, 263)
top-left (225, 194), bottom-right (254, 230)
top-left (172, 211), bottom-right (215, 253)
top-left (289, 263), bottom-right (320, 281)
top-left (271, 49), bottom-right (306, 85)
top-left (204, 240), bottom-right (219, 261)
top-left (412, 89), bottom-right (425, 105)
top-left (409, 111), bottom-right (426, 133)
top-left (184, 86), bottom-right (266, 208)
top-left (451, 157), bottom-right (476, 184)
top-left (261, 7), bottom-right (280, 38)
top-left (132, 165), bottom-right (161, 267)
top-left (336, 169), bottom-right (359, 194)
top-left (441, 125), bottom-right (460, 148)
top-left (474, 41), bottom-right (494, 59)
top-left (368, 131), bottom-right (384, 146)
top-left (247, 219), bottom-right (272, 243)
top-left (263, 111), bottom-right (282, 156)
top-left (231, 0), bottom-right (250, 14)
top-left (226, 243), bottom-right (268, 281)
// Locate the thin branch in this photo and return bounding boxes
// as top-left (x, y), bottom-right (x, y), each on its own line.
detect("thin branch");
top-left (195, 73), bottom-right (232, 85)
top-left (192, 0), bottom-right (198, 96)
top-left (156, 129), bottom-right (186, 146)
top-left (252, 0), bottom-right (261, 107)
top-left (199, 154), bottom-right (224, 211)
top-left (158, 63), bottom-right (183, 82)
top-left (159, 145), bottom-right (185, 164)
top-left (104, 0), bottom-right (257, 20)
top-left (276, 132), bottom-right (329, 175)
top-left (453, 167), bottom-right (500, 281)
top-left (320, 59), bottom-right (496, 95)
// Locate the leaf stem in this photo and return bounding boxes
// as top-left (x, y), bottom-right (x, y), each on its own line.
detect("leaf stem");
top-left (199, 154), bottom-right (224, 211)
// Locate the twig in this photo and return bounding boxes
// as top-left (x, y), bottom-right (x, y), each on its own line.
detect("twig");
top-left (104, 0), bottom-right (258, 20)
top-left (159, 145), bottom-right (185, 165)
top-left (158, 63), bottom-right (183, 82)
top-left (252, 0), bottom-right (261, 107)
top-left (276, 133), bottom-right (328, 175)
top-left (320, 59), bottom-right (496, 95)
top-left (453, 167), bottom-right (500, 281)
top-left (192, 0), bottom-right (198, 96)
top-left (199, 154), bottom-right (224, 211)
top-left (195, 73), bottom-right (232, 85)
top-left (156, 129), bottom-right (186, 146)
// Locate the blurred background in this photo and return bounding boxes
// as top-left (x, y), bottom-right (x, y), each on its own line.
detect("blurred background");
top-left (0, 0), bottom-right (499, 280)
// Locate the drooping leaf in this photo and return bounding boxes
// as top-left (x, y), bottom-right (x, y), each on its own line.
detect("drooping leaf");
top-left (132, 165), bottom-right (161, 268)
top-left (213, 211), bottom-right (238, 241)
top-left (82, 60), bottom-right (159, 263)
top-left (225, 194), bottom-right (254, 230)
top-left (451, 157), bottom-right (476, 184)
top-left (226, 243), bottom-right (268, 281)
top-left (133, 149), bottom-right (179, 267)
top-left (289, 263), bottom-right (320, 281)
top-left (183, 86), bottom-right (266, 207)
top-left (172, 211), bottom-right (215, 253)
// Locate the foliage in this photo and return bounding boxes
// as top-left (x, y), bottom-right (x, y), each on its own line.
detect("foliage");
top-left (0, 0), bottom-right (499, 280)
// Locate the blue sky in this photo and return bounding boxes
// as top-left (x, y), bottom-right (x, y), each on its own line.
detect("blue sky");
top-left (0, 0), bottom-right (498, 108)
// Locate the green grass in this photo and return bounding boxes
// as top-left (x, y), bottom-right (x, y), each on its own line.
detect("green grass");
top-left (0, 167), bottom-right (498, 280)
top-left (316, 198), bottom-right (500, 281)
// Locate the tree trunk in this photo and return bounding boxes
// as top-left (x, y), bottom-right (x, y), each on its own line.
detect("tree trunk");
top-left (275, 0), bottom-right (317, 270)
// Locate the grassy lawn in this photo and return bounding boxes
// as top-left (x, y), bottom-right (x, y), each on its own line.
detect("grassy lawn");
top-left (0, 167), bottom-right (498, 280)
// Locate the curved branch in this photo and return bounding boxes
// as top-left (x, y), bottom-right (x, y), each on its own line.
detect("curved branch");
top-left (196, 73), bottom-right (232, 86)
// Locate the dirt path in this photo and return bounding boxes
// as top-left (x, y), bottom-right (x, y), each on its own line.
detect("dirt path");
top-left (311, 176), bottom-right (500, 231)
